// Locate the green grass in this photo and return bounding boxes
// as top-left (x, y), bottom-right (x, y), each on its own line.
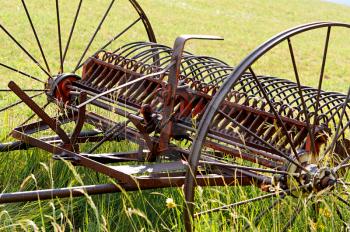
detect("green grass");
top-left (0, 0), bottom-right (350, 231)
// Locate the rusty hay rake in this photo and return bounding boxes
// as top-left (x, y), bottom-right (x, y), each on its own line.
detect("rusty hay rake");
top-left (0, 1), bottom-right (349, 231)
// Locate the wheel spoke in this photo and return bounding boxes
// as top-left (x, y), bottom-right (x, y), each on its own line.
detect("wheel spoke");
top-left (88, 120), bottom-right (129, 153)
top-left (55, 0), bottom-right (63, 73)
top-left (21, 0), bottom-right (51, 75)
top-left (0, 62), bottom-right (45, 83)
top-left (20, 101), bottom-right (50, 127)
top-left (200, 160), bottom-right (296, 176)
top-left (74, 17), bottom-right (142, 71)
top-left (0, 92), bottom-right (44, 113)
top-left (73, 0), bottom-right (116, 72)
top-left (0, 24), bottom-right (51, 77)
top-left (248, 67), bottom-right (304, 167)
top-left (335, 204), bottom-right (348, 228)
top-left (193, 185), bottom-right (310, 218)
top-left (62, 0), bottom-right (83, 65)
top-left (312, 27), bottom-right (331, 136)
top-left (287, 38), bottom-right (316, 154)
top-left (281, 201), bottom-right (303, 232)
top-left (244, 196), bottom-right (284, 229)
top-left (335, 194), bottom-right (350, 209)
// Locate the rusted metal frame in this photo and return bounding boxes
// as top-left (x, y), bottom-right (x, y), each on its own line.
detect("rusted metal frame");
top-left (92, 99), bottom-right (156, 158)
top-left (89, 65), bottom-right (111, 86)
top-left (203, 137), bottom-right (281, 169)
top-left (91, 65), bottom-right (113, 87)
top-left (233, 74), bottom-right (263, 97)
top-left (200, 160), bottom-right (291, 176)
top-left (124, 42), bottom-right (169, 59)
top-left (176, 94), bottom-right (199, 119)
top-left (76, 63), bottom-right (173, 108)
top-left (136, 174), bottom-right (254, 189)
top-left (70, 85), bottom-right (140, 112)
top-left (84, 63), bottom-right (104, 83)
top-left (109, 72), bottom-right (134, 96)
top-left (221, 93), bottom-right (314, 129)
top-left (0, 174), bottom-right (251, 204)
top-left (8, 81), bottom-right (71, 145)
top-left (129, 79), bottom-right (158, 103)
top-left (120, 74), bottom-right (155, 101)
top-left (105, 70), bottom-right (130, 91)
top-left (81, 60), bottom-right (99, 80)
top-left (71, 96), bottom-right (156, 157)
top-left (82, 151), bottom-right (142, 163)
top-left (11, 128), bottom-right (136, 185)
top-left (87, 120), bottom-right (130, 154)
top-left (159, 35), bottom-right (223, 154)
top-left (136, 82), bottom-right (162, 105)
top-left (13, 113), bottom-right (76, 136)
top-left (97, 68), bottom-right (119, 88)
top-left (217, 110), bottom-right (293, 162)
top-left (148, 54), bottom-right (173, 67)
top-left (176, 122), bottom-right (284, 164)
top-left (199, 157), bottom-right (271, 186)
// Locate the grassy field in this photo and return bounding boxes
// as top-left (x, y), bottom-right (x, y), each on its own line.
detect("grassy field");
top-left (0, 0), bottom-right (350, 231)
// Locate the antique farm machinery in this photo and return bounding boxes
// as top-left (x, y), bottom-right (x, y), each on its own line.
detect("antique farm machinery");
top-left (0, 0), bottom-right (349, 231)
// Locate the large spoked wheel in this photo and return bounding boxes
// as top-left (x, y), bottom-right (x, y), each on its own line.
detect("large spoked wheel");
top-left (184, 22), bottom-right (350, 231)
top-left (0, 0), bottom-right (156, 147)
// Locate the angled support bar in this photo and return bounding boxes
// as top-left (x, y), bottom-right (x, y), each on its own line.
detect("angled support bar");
top-left (159, 35), bottom-right (224, 154)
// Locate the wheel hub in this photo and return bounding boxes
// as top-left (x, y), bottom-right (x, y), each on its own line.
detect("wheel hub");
top-left (284, 153), bottom-right (338, 197)
top-left (46, 73), bottom-right (80, 103)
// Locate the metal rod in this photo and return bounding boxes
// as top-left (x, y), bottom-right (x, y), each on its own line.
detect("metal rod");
top-left (0, 184), bottom-right (120, 203)
top-left (0, 24), bottom-right (51, 77)
top-left (312, 26), bottom-right (331, 136)
top-left (56, 0), bottom-right (63, 73)
top-left (287, 38), bottom-right (316, 154)
top-left (74, 17), bottom-right (142, 71)
top-left (21, 0), bottom-right (51, 75)
top-left (73, 0), bottom-right (116, 72)
top-left (0, 62), bottom-right (45, 83)
top-left (62, 0), bottom-right (83, 64)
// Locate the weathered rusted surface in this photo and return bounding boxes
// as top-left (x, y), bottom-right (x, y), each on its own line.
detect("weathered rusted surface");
top-left (0, 1), bottom-right (349, 231)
